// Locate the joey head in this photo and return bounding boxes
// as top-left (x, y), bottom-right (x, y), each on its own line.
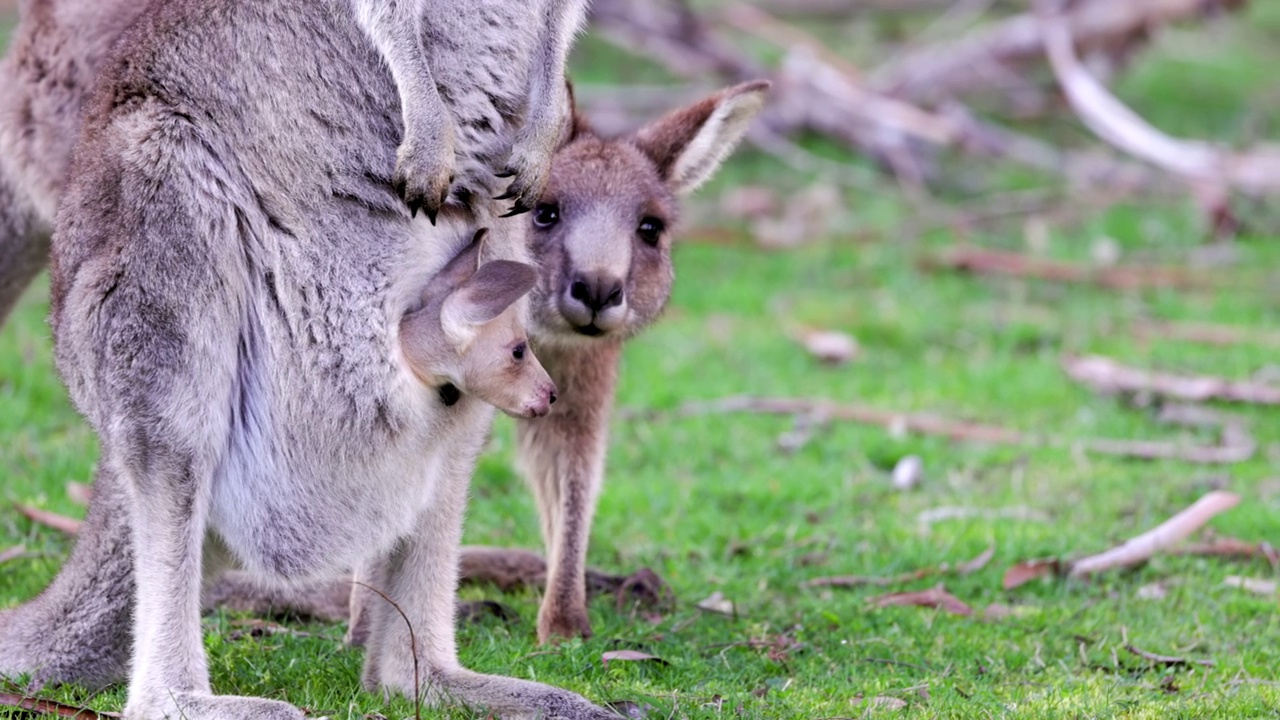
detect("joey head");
top-left (400, 231), bottom-right (557, 419)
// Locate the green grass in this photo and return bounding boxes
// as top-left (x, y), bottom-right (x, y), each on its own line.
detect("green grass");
top-left (4, 5), bottom-right (1280, 719)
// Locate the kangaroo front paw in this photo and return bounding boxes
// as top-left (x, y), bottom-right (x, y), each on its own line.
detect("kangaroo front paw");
top-left (393, 131), bottom-right (455, 225)
top-left (126, 691), bottom-right (306, 720)
top-left (495, 118), bottom-right (563, 217)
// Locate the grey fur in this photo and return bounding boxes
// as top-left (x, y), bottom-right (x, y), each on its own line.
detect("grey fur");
top-left (353, 0), bottom-right (589, 217)
top-left (9, 0), bottom-right (608, 717)
top-left (0, 0), bottom-right (767, 698)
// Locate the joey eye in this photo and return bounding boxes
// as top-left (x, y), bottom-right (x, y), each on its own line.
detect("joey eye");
top-left (532, 204), bottom-right (559, 229)
top-left (512, 342), bottom-right (527, 361)
top-left (637, 217), bottom-right (664, 246)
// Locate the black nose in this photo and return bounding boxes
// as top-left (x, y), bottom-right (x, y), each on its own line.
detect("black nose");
top-left (568, 275), bottom-right (624, 312)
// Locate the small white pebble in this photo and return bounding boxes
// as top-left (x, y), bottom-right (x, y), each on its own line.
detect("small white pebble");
top-left (892, 455), bottom-right (923, 491)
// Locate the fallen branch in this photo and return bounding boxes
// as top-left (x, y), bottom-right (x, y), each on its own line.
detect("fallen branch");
top-left (1172, 538), bottom-right (1279, 568)
top-left (1133, 321), bottom-right (1280, 349)
top-left (590, 0), bottom-right (1160, 191)
top-left (1039, 0), bottom-right (1280, 196)
top-left (1224, 575), bottom-right (1278, 596)
top-left (924, 246), bottom-right (1229, 291)
top-left (631, 395), bottom-right (1025, 444)
top-left (1080, 427), bottom-right (1255, 465)
top-left (14, 504), bottom-right (82, 535)
top-left (0, 692), bottom-right (117, 718)
top-left (1064, 355), bottom-right (1280, 405)
top-left (627, 395), bottom-right (1256, 464)
top-left (0, 545), bottom-right (26, 564)
top-left (874, 0), bottom-right (1246, 104)
top-left (804, 567), bottom-right (935, 589)
top-left (458, 546), bottom-right (672, 610)
top-left (1068, 491), bottom-right (1241, 577)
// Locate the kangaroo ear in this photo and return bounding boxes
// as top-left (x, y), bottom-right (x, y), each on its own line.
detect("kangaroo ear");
top-left (561, 79), bottom-right (593, 145)
top-left (431, 228), bottom-right (488, 294)
top-left (631, 80), bottom-right (769, 195)
top-left (440, 260), bottom-right (538, 348)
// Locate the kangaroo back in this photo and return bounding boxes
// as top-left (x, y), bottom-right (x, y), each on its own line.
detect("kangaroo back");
top-left (0, 0), bottom-right (151, 323)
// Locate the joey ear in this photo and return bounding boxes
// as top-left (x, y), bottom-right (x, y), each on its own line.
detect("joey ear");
top-left (440, 260), bottom-right (538, 348)
top-left (631, 80), bottom-right (770, 195)
top-left (430, 227), bottom-right (488, 299)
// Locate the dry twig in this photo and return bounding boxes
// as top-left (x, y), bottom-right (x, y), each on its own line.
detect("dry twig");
top-left (1039, 0), bottom-right (1280, 197)
top-left (875, 0), bottom-right (1246, 104)
top-left (924, 246), bottom-right (1228, 290)
top-left (629, 395), bottom-right (1256, 464)
top-left (1132, 321), bottom-right (1280, 349)
top-left (590, 0), bottom-right (1158, 190)
top-left (0, 692), bottom-right (117, 718)
top-left (14, 504), bottom-right (82, 535)
top-left (1068, 491), bottom-right (1241, 577)
top-left (1064, 355), bottom-right (1280, 405)
top-left (1124, 643), bottom-right (1216, 668)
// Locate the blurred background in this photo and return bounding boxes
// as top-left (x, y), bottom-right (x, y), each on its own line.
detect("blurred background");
top-left (2, 1), bottom-right (1278, 717)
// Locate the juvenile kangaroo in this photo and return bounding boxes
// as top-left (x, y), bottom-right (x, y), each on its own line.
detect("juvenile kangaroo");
top-left (353, 0), bottom-right (588, 219)
top-left (509, 79), bottom-right (768, 642)
top-left (10, 0), bottom-right (616, 718)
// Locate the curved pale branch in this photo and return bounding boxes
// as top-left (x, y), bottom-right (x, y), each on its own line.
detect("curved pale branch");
top-left (1038, 0), bottom-right (1280, 194)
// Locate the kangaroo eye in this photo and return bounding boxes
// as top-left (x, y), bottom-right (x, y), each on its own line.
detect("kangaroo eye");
top-left (637, 217), bottom-right (664, 246)
top-left (533, 204), bottom-right (559, 229)
top-left (512, 342), bottom-right (526, 361)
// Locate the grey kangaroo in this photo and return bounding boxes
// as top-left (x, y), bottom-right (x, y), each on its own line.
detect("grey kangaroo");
top-left (0, 0), bottom-right (766, 670)
top-left (353, 0), bottom-right (589, 219)
top-left (16, 0), bottom-right (612, 716)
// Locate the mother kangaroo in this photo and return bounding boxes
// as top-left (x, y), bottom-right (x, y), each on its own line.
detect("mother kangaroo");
top-left (39, 0), bottom-right (618, 716)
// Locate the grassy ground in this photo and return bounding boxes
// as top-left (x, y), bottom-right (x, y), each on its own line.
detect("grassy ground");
top-left (4, 5), bottom-right (1280, 719)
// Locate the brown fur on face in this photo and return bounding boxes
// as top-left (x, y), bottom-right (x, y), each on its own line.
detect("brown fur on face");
top-left (524, 80), bottom-right (770, 348)
top-left (510, 81), bottom-right (771, 644)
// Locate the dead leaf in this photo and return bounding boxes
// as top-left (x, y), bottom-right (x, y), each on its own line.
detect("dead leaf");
top-left (1002, 558), bottom-right (1062, 590)
top-left (0, 692), bottom-right (119, 718)
top-left (795, 328), bottom-right (859, 365)
top-left (867, 585), bottom-right (973, 616)
top-left (66, 481), bottom-right (92, 506)
top-left (601, 650), bottom-right (668, 666)
top-left (696, 591), bottom-right (736, 616)
top-left (957, 545), bottom-right (995, 575)
top-left (15, 504), bottom-right (82, 535)
top-left (891, 455), bottom-right (923, 491)
top-left (1224, 576), bottom-right (1278, 596)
